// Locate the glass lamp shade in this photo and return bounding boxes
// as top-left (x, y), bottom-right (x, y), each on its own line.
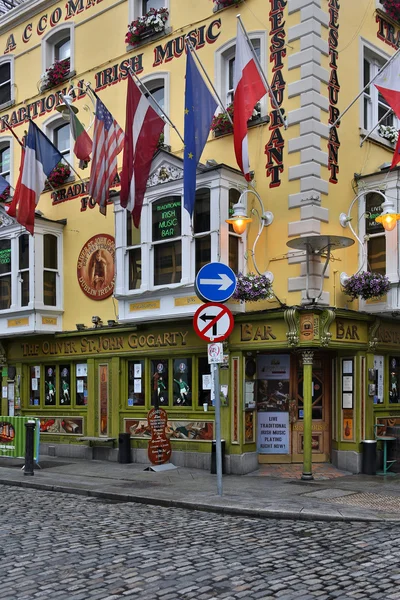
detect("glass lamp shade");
top-left (375, 212), bottom-right (400, 232)
top-left (226, 215), bottom-right (252, 234)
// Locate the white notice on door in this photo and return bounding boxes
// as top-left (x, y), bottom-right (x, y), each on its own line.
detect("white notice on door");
top-left (257, 412), bottom-right (289, 454)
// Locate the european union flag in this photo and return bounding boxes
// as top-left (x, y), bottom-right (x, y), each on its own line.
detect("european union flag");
top-left (184, 50), bottom-right (217, 217)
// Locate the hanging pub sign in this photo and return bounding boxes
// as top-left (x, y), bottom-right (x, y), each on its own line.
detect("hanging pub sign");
top-left (77, 234), bottom-right (115, 300)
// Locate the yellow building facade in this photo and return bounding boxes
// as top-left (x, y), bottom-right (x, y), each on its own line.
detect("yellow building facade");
top-left (0, 0), bottom-right (399, 473)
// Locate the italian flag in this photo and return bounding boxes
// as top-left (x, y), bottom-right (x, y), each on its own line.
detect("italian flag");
top-left (63, 96), bottom-right (93, 169)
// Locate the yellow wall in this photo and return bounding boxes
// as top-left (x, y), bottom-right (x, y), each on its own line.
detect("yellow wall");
top-left (0, 0), bottom-right (397, 330)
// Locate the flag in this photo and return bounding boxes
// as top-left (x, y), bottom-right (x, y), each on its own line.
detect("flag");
top-left (391, 132), bottom-right (400, 169)
top-left (9, 121), bottom-right (63, 234)
top-left (233, 20), bottom-right (267, 181)
top-left (183, 50), bottom-right (217, 217)
top-left (62, 96), bottom-right (92, 169)
top-left (87, 97), bottom-right (124, 215)
top-left (374, 52), bottom-right (400, 119)
top-left (120, 75), bottom-right (165, 228)
top-left (6, 148), bottom-right (24, 217)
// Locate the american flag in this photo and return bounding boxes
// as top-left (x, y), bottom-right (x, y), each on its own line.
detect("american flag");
top-left (87, 97), bottom-right (124, 215)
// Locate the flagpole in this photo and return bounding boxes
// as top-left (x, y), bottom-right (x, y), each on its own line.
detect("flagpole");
top-left (360, 108), bottom-right (393, 147)
top-left (2, 120), bottom-right (25, 148)
top-left (124, 71), bottom-right (185, 145)
top-left (237, 14), bottom-right (287, 130)
top-left (330, 46), bottom-right (400, 129)
top-left (185, 39), bottom-right (233, 126)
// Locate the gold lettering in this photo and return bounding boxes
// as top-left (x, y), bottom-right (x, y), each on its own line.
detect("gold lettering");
top-left (336, 321), bottom-right (344, 339)
top-left (180, 331), bottom-right (188, 345)
top-left (147, 334), bottom-right (155, 347)
top-left (241, 324), bottom-right (253, 341)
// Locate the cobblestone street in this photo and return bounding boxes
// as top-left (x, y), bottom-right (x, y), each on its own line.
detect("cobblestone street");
top-left (1, 485), bottom-right (400, 600)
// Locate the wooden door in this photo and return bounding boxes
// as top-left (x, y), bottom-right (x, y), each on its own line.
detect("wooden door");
top-left (290, 354), bottom-right (331, 463)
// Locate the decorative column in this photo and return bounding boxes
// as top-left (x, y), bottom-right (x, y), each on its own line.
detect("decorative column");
top-left (301, 350), bottom-right (314, 480)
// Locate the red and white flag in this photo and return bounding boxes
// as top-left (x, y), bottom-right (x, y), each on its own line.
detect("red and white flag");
top-left (374, 51), bottom-right (400, 119)
top-left (120, 75), bottom-right (165, 228)
top-left (233, 20), bottom-right (267, 181)
top-left (87, 97), bottom-right (124, 215)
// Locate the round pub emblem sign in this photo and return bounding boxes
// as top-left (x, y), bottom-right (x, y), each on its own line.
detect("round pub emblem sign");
top-left (77, 234), bottom-right (115, 300)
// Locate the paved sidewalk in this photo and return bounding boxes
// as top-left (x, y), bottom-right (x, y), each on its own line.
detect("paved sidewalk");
top-left (1, 457), bottom-right (400, 523)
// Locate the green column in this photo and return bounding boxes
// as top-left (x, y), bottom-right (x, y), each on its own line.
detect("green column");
top-left (301, 350), bottom-right (314, 481)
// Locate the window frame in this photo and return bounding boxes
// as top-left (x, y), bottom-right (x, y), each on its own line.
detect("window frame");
top-left (140, 73), bottom-right (170, 145)
top-left (0, 136), bottom-right (13, 184)
top-left (42, 23), bottom-right (74, 74)
top-left (128, 0), bottom-right (170, 26)
top-left (360, 40), bottom-right (399, 140)
top-left (214, 32), bottom-right (267, 117)
top-left (43, 114), bottom-right (72, 172)
top-left (0, 55), bottom-right (14, 109)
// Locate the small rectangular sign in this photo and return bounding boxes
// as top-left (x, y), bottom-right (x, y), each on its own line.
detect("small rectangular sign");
top-left (208, 343), bottom-right (224, 363)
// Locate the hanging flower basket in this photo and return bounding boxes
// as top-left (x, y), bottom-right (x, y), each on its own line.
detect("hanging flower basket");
top-left (46, 162), bottom-right (71, 188)
top-left (378, 124), bottom-right (398, 144)
top-left (40, 58), bottom-right (71, 91)
top-left (382, 0), bottom-right (400, 21)
top-left (342, 271), bottom-right (390, 301)
top-left (211, 102), bottom-right (261, 137)
top-left (233, 272), bottom-right (273, 303)
top-left (125, 7), bottom-right (169, 48)
top-left (0, 186), bottom-right (10, 203)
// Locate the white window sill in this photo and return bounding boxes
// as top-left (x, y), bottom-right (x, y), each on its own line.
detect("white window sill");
top-left (359, 127), bottom-right (396, 151)
top-left (0, 99), bottom-right (14, 113)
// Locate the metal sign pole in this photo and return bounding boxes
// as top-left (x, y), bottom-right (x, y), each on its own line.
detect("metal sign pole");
top-left (211, 361), bottom-right (223, 496)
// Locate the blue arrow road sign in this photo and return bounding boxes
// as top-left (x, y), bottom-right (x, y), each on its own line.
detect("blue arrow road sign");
top-left (195, 262), bottom-right (237, 303)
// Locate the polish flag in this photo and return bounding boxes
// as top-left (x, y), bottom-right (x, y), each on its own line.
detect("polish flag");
top-left (233, 20), bottom-right (267, 181)
top-left (374, 51), bottom-right (400, 119)
top-left (120, 75), bottom-right (165, 228)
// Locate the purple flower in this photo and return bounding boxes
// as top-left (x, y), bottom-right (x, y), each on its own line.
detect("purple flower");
top-left (343, 271), bottom-right (390, 300)
top-left (233, 272), bottom-right (272, 303)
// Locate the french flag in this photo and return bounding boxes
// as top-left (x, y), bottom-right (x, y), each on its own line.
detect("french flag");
top-left (12, 120), bottom-right (64, 234)
top-left (233, 20), bottom-right (267, 181)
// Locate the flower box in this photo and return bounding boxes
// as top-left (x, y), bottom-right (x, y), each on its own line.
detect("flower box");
top-left (233, 272), bottom-right (273, 303)
top-left (40, 58), bottom-right (71, 92)
top-left (125, 7), bottom-right (169, 48)
top-left (0, 186), bottom-right (10, 203)
top-left (382, 0), bottom-right (400, 22)
top-left (46, 162), bottom-right (71, 189)
top-left (211, 102), bottom-right (262, 137)
top-left (342, 271), bottom-right (390, 301)
top-left (378, 124), bottom-right (398, 145)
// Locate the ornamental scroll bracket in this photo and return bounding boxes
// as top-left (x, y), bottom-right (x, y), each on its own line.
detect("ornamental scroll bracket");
top-left (320, 309), bottom-right (336, 347)
top-left (368, 318), bottom-right (381, 352)
top-left (147, 163), bottom-right (184, 187)
top-left (284, 308), bottom-right (299, 347)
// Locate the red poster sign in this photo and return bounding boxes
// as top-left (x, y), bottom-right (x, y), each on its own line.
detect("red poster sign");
top-left (147, 407), bottom-right (172, 465)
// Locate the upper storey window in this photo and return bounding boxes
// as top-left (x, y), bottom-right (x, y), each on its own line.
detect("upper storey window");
top-left (0, 57), bottom-right (14, 108)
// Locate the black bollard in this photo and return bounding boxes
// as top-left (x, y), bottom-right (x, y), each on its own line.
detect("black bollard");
top-left (24, 420), bottom-right (36, 476)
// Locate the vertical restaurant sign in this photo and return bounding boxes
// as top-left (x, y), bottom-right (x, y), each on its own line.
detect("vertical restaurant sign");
top-left (99, 364), bottom-right (108, 436)
top-left (77, 234), bottom-right (115, 300)
top-left (257, 411), bottom-right (289, 454)
top-left (327, 0), bottom-right (340, 184)
top-left (265, 0), bottom-right (287, 188)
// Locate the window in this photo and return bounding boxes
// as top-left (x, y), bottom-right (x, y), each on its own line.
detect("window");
top-left (142, 0), bottom-right (164, 11)
top-left (0, 57), bottom-right (13, 107)
top-left (152, 196), bottom-right (182, 286)
top-left (18, 234), bottom-right (29, 307)
top-left (127, 217), bottom-right (141, 290)
top-left (140, 74), bottom-right (169, 143)
top-left (228, 189), bottom-right (240, 273)
top-left (365, 192), bottom-right (386, 275)
top-left (390, 357), bottom-right (400, 404)
top-left (42, 24), bottom-right (74, 73)
top-left (129, 0), bottom-right (170, 21)
top-left (216, 34), bottom-right (266, 113)
top-left (0, 239), bottom-right (11, 310)
top-left (128, 360), bottom-right (145, 405)
top-left (31, 363), bottom-right (87, 407)
top-left (54, 123), bottom-right (71, 164)
top-left (194, 189), bottom-right (211, 273)
top-left (0, 144), bottom-right (10, 182)
top-left (363, 48), bottom-right (397, 131)
top-left (45, 365), bottom-right (56, 405)
top-left (44, 234), bottom-right (58, 306)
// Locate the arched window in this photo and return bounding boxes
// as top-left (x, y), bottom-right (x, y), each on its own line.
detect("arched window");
top-left (0, 56), bottom-right (14, 107)
top-left (42, 24), bottom-right (74, 74)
